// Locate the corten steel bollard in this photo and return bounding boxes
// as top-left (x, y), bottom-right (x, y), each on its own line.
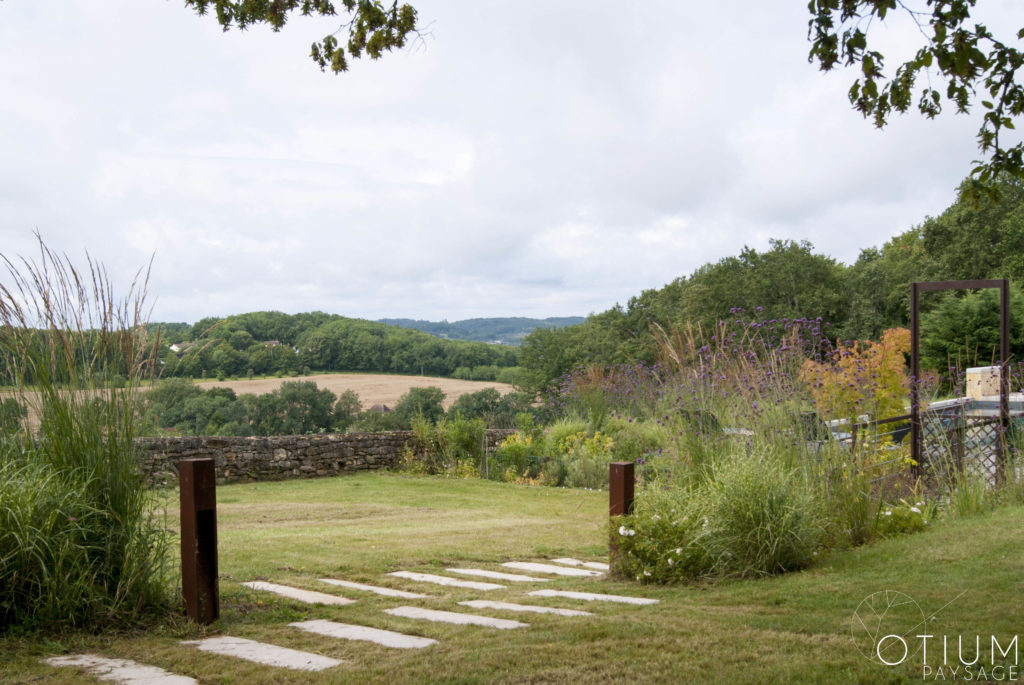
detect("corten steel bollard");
top-left (179, 458), bottom-right (219, 624)
top-left (608, 462), bottom-right (635, 568)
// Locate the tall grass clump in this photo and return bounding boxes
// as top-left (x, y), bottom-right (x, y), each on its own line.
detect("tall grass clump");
top-left (0, 238), bottom-right (170, 630)
top-left (610, 313), bottom-right (903, 582)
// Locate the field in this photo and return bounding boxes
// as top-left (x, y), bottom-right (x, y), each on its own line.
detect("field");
top-left (5, 474), bottom-right (1022, 684)
top-left (4, 374), bottom-right (514, 431)
top-left (193, 373), bottom-right (514, 410)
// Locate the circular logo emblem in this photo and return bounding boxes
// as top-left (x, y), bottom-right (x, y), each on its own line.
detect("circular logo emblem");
top-left (851, 590), bottom-right (926, 665)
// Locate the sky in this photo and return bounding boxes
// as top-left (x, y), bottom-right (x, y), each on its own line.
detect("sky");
top-left (0, 1), bottom-right (1017, 325)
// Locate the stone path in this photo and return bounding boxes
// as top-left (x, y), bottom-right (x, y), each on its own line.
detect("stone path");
top-left (290, 619), bottom-right (438, 649)
top-left (43, 557), bottom-right (658, 681)
top-left (385, 606), bottom-right (528, 629)
top-left (43, 655), bottom-right (199, 684)
top-left (388, 570), bottom-right (505, 591)
top-left (182, 635), bottom-right (344, 671)
top-left (445, 568), bottom-right (548, 582)
top-left (502, 561), bottom-right (604, 577)
top-left (528, 589), bottom-right (659, 605)
top-left (551, 557), bottom-right (611, 571)
top-left (318, 577), bottom-right (428, 598)
top-left (241, 581), bottom-right (356, 606)
top-left (459, 600), bottom-right (592, 617)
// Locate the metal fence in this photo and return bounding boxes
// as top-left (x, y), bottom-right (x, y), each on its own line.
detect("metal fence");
top-left (848, 405), bottom-right (1020, 487)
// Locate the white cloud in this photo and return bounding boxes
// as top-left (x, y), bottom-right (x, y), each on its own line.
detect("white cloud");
top-left (0, 0), bottom-right (1009, 323)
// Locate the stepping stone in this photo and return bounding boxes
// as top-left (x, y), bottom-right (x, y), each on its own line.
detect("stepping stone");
top-left (241, 581), bottom-right (356, 606)
top-left (445, 568), bottom-right (548, 582)
top-left (502, 562), bottom-right (603, 577)
top-left (319, 578), bottom-right (428, 599)
top-left (460, 600), bottom-right (592, 617)
top-left (290, 619), bottom-right (437, 649)
top-left (181, 636), bottom-right (342, 671)
top-left (528, 589), bottom-right (659, 605)
top-left (387, 571), bottom-right (505, 591)
top-left (44, 655), bottom-right (198, 684)
top-left (551, 557), bottom-right (611, 571)
top-left (385, 606), bottom-right (527, 629)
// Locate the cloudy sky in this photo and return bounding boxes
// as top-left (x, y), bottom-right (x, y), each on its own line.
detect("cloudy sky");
top-left (0, 1), bottom-right (1016, 324)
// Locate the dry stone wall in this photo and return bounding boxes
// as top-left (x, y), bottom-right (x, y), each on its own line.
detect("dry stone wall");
top-left (139, 429), bottom-right (517, 486)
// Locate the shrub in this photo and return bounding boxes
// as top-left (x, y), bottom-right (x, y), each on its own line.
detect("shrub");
top-left (402, 414), bottom-right (485, 475)
top-left (701, 457), bottom-right (822, 577)
top-left (873, 499), bottom-right (933, 538)
top-left (561, 431), bottom-right (616, 489)
top-left (614, 454), bottom-right (823, 582)
top-left (610, 485), bottom-right (711, 583)
top-left (0, 398), bottom-right (26, 434)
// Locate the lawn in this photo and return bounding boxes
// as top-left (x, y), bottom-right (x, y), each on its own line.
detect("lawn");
top-left (4, 472), bottom-right (1022, 684)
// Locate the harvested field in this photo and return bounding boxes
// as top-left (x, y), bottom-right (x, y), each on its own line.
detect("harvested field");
top-left (193, 373), bottom-right (514, 410)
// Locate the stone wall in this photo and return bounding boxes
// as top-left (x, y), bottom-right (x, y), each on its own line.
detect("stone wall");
top-left (139, 429), bottom-right (517, 486)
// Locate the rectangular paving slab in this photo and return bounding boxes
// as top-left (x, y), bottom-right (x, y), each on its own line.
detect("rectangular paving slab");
top-left (181, 636), bottom-right (343, 671)
top-left (44, 655), bottom-right (198, 684)
top-left (502, 562), bottom-right (603, 577)
top-left (290, 619), bottom-right (438, 649)
top-left (241, 581), bottom-right (356, 605)
top-left (318, 578), bottom-right (428, 599)
top-left (459, 600), bottom-right (592, 617)
top-left (528, 589), bottom-right (659, 605)
top-left (387, 571), bottom-right (505, 591)
top-left (550, 557), bottom-right (611, 571)
top-left (445, 568), bottom-right (549, 582)
top-left (385, 606), bottom-right (528, 629)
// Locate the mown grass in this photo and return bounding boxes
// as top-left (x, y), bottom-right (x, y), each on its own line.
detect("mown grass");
top-left (4, 472), bottom-right (1022, 684)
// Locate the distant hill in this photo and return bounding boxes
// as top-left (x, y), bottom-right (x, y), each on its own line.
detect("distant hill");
top-left (378, 316), bottom-right (585, 345)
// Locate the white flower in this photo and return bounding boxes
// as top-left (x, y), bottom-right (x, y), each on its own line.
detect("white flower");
top-left (618, 526), bottom-right (628, 536)
top-left (652, 515), bottom-right (660, 521)
top-left (675, 548), bottom-right (682, 555)
top-left (916, 501), bottom-right (925, 507)
top-left (910, 506), bottom-right (921, 514)
top-left (883, 510), bottom-right (892, 516)
top-left (667, 558), bottom-right (674, 566)
top-left (628, 529), bottom-right (636, 536)
top-left (643, 570), bottom-right (652, 577)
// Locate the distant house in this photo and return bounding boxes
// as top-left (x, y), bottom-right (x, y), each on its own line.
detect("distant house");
top-left (368, 404), bottom-right (391, 413)
top-left (169, 342), bottom-right (197, 356)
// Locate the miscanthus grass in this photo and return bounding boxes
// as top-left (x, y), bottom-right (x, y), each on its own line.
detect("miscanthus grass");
top-left (0, 238), bottom-right (171, 630)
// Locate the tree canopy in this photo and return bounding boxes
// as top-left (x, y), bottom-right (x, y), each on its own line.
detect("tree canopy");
top-left (808, 0), bottom-right (1024, 191)
top-left (185, 0), bottom-right (418, 73)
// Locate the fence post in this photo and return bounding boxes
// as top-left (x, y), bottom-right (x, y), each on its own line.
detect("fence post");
top-left (608, 462), bottom-right (635, 568)
top-left (179, 458), bottom-right (219, 624)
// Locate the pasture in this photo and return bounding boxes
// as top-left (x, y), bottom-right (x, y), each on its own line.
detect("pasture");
top-left (194, 373), bottom-right (514, 410)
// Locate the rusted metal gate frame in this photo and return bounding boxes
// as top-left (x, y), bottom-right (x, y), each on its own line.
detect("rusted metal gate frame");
top-left (910, 279), bottom-right (1010, 483)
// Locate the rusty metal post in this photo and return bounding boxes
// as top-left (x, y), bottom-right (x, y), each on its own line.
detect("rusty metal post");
top-left (179, 458), bottom-right (219, 624)
top-left (608, 462), bottom-right (635, 567)
top-left (609, 462), bottom-right (635, 517)
top-left (910, 282), bottom-right (921, 479)
top-left (999, 278), bottom-right (1011, 485)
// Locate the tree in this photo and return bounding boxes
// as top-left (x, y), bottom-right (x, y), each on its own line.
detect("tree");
top-left (919, 285), bottom-right (1024, 373)
top-left (393, 386), bottom-right (446, 425)
top-left (333, 389), bottom-right (362, 431)
top-left (808, 1), bottom-right (1024, 191)
top-left (921, 175), bottom-right (1024, 283)
top-left (186, 0), bottom-right (418, 74)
